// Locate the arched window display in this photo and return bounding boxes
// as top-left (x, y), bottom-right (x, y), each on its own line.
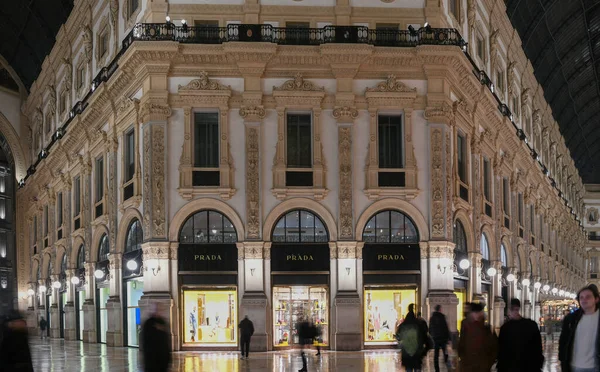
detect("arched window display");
top-left (122, 219), bottom-right (143, 347)
top-left (74, 244), bottom-right (85, 341)
top-left (59, 253), bottom-right (67, 338)
top-left (178, 210), bottom-right (238, 347)
top-left (453, 221), bottom-right (469, 331)
top-left (271, 210), bottom-right (330, 348)
top-left (362, 210), bottom-right (420, 345)
top-left (95, 234), bottom-right (110, 344)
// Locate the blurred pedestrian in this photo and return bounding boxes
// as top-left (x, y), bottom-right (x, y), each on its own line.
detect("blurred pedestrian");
top-left (141, 306), bottom-right (171, 372)
top-left (39, 316), bottom-right (47, 340)
top-left (396, 304), bottom-right (428, 372)
top-left (238, 315), bottom-right (254, 360)
top-left (0, 311), bottom-right (33, 372)
top-left (429, 305), bottom-right (451, 372)
top-left (297, 319), bottom-right (313, 372)
top-left (497, 298), bottom-right (544, 372)
top-left (458, 302), bottom-right (497, 372)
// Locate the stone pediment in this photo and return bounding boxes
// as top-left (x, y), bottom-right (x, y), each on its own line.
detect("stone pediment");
top-left (365, 75), bottom-right (417, 108)
top-left (366, 74), bottom-right (417, 93)
top-left (273, 73), bottom-right (324, 92)
top-left (178, 71), bottom-right (231, 92)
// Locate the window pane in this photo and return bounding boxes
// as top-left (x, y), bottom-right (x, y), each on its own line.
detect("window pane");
top-left (285, 211), bottom-right (300, 243)
top-left (390, 211), bottom-right (403, 242)
top-left (286, 114), bottom-right (312, 168)
top-left (300, 210), bottom-right (315, 243)
top-left (403, 217), bottom-right (418, 243)
top-left (503, 178), bottom-right (509, 213)
top-left (57, 193), bottom-right (63, 227)
top-left (193, 211), bottom-right (208, 243)
top-left (501, 244), bottom-right (507, 267)
top-left (179, 218), bottom-right (194, 244)
top-left (96, 157), bottom-right (104, 202)
top-left (480, 235), bottom-right (489, 260)
top-left (457, 134), bottom-right (466, 183)
top-left (378, 115), bottom-right (403, 168)
top-left (363, 217), bottom-right (376, 242)
top-left (314, 217), bottom-right (327, 242)
top-left (273, 218), bottom-right (286, 242)
top-left (222, 217), bottom-right (236, 243)
top-left (194, 113), bottom-right (219, 168)
top-left (74, 177), bottom-right (81, 215)
top-left (99, 235), bottom-right (109, 262)
top-left (454, 221), bottom-right (467, 252)
top-left (375, 212), bottom-right (390, 243)
top-left (483, 159), bottom-right (490, 201)
top-left (208, 211), bottom-right (223, 243)
top-left (125, 130), bottom-right (135, 182)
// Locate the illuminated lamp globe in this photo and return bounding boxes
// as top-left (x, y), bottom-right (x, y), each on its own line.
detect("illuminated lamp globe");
top-left (52, 281), bottom-right (61, 289)
top-left (543, 284), bottom-right (550, 292)
top-left (552, 287), bottom-right (558, 294)
top-left (70, 276), bottom-right (80, 285)
top-left (534, 282), bottom-right (542, 289)
top-left (559, 290), bottom-right (565, 296)
top-left (38, 285), bottom-right (47, 293)
top-left (522, 278), bottom-right (531, 286)
top-left (506, 273), bottom-right (515, 282)
top-left (459, 259), bottom-right (470, 270)
top-left (94, 269), bottom-right (104, 279)
top-left (27, 289), bottom-right (35, 296)
top-left (126, 260), bottom-right (138, 271)
top-left (486, 267), bottom-right (497, 277)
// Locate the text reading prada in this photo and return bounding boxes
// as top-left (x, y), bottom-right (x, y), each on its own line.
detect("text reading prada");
top-left (377, 254), bottom-right (405, 261)
top-left (286, 254), bottom-right (314, 261)
top-left (194, 254), bottom-right (222, 261)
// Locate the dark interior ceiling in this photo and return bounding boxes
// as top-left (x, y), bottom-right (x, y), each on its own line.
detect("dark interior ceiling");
top-left (0, 0), bottom-right (73, 92)
top-left (506, 0), bottom-right (600, 184)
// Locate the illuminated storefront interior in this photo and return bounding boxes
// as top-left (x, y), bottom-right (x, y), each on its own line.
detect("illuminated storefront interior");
top-left (364, 288), bottom-right (416, 344)
top-left (273, 286), bottom-right (328, 347)
top-left (182, 289), bottom-right (237, 345)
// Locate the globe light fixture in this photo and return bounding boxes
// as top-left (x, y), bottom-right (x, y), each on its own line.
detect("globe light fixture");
top-left (534, 282), bottom-right (541, 289)
top-left (126, 259), bottom-right (138, 271)
top-left (543, 284), bottom-right (550, 292)
top-left (506, 273), bottom-right (515, 282)
top-left (552, 287), bottom-right (558, 294)
top-left (94, 269), bottom-right (104, 279)
top-left (459, 259), bottom-right (470, 270)
top-left (486, 267), bottom-right (497, 277)
top-left (522, 278), bottom-right (530, 286)
top-left (27, 289), bottom-right (35, 296)
top-left (565, 291), bottom-right (571, 298)
top-left (70, 276), bottom-right (80, 285)
top-left (52, 281), bottom-right (61, 289)
top-left (39, 285), bottom-right (47, 293)
top-left (559, 290), bottom-right (565, 296)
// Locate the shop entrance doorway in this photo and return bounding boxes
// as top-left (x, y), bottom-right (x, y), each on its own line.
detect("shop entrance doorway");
top-left (273, 286), bottom-right (328, 347)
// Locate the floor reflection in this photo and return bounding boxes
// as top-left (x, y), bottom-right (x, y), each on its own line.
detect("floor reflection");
top-left (28, 336), bottom-right (563, 371)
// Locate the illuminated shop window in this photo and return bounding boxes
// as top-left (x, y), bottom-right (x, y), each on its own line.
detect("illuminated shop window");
top-left (182, 289), bottom-right (237, 345)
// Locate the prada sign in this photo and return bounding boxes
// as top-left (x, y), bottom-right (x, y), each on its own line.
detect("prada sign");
top-left (178, 244), bottom-right (237, 272)
top-left (271, 244), bottom-right (330, 272)
top-left (363, 244), bottom-right (420, 271)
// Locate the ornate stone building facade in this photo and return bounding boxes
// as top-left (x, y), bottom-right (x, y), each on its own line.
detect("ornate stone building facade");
top-left (16, 0), bottom-right (587, 351)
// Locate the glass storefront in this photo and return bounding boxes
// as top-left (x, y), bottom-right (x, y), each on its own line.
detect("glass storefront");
top-left (126, 279), bottom-right (144, 347)
top-left (273, 286), bottom-right (328, 347)
top-left (454, 289), bottom-right (466, 331)
top-left (60, 292), bottom-right (66, 338)
top-left (364, 288), bottom-right (415, 344)
top-left (97, 287), bottom-right (109, 343)
top-left (182, 289), bottom-right (237, 345)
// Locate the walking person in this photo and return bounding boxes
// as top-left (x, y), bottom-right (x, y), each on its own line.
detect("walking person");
top-left (559, 284), bottom-right (600, 372)
top-left (0, 311), bottom-right (33, 372)
top-left (39, 316), bottom-right (47, 340)
top-left (141, 307), bottom-right (171, 372)
top-left (238, 315), bottom-right (254, 360)
top-left (297, 319), bottom-right (313, 372)
top-left (429, 305), bottom-right (451, 372)
top-left (497, 298), bottom-right (544, 372)
top-left (457, 302), bottom-right (497, 372)
top-left (396, 304), bottom-right (428, 372)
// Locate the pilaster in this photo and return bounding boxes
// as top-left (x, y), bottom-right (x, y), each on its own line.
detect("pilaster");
top-left (491, 260), bottom-right (505, 333)
top-left (333, 241), bottom-right (361, 351)
top-left (428, 125), bottom-right (454, 241)
top-left (49, 274), bottom-right (60, 338)
top-left (426, 241), bottom-right (459, 333)
top-left (106, 252), bottom-right (123, 346)
top-left (142, 119), bottom-right (168, 241)
top-left (63, 269), bottom-right (77, 341)
top-left (82, 262), bottom-right (96, 343)
top-left (469, 251), bottom-right (483, 302)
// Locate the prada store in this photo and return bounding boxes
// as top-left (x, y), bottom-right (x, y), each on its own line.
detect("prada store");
top-left (270, 210), bottom-right (330, 349)
top-left (361, 210), bottom-right (421, 346)
top-left (178, 210), bottom-right (239, 348)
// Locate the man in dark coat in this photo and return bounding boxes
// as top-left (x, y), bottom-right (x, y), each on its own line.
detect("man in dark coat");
top-left (458, 302), bottom-right (498, 372)
top-left (559, 284), bottom-right (600, 372)
top-left (429, 304), bottom-right (451, 372)
top-left (0, 311), bottom-right (34, 372)
top-left (396, 304), bottom-right (428, 372)
top-left (297, 319), bottom-right (316, 372)
top-left (141, 308), bottom-right (171, 372)
top-left (39, 316), bottom-right (47, 340)
top-left (238, 315), bottom-right (254, 360)
top-left (497, 298), bottom-right (544, 372)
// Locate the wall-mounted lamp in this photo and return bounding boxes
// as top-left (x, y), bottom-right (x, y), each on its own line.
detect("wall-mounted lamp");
top-left (459, 259), bottom-right (470, 270)
top-left (521, 278), bottom-right (530, 286)
top-left (146, 260), bottom-right (161, 276)
top-left (533, 282), bottom-right (542, 289)
top-left (486, 267), bottom-right (497, 277)
top-left (70, 276), bottom-right (80, 285)
top-left (126, 259), bottom-right (138, 271)
top-left (551, 287), bottom-right (558, 294)
top-left (437, 257), bottom-right (452, 274)
top-left (559, 289), bottom-right (565, 296)
top-left (52, 281), bottom-right (61, 289)
top-left (542, 284), bottom-right (550, 292)
top-left (506, 273), bottom-right (515, 282)
top-left (27, 289), bottom-right (35, 296)
top-left (250, 268), bottom-right (256, 276)
top-left (38, 285), bottom-right (47, 293)
top-left (94, 269), bottom-right (105, 280)
top-left (565, 291), bottom-right (571, 298)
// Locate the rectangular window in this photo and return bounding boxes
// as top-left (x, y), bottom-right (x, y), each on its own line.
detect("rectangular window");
top-left (74, 176), bottom-right (81, 217)
top-left (60, 93), bottom-right (67, 114)
top-left (43, 206), bottom-right (48, 237)
top-left (503, 178), bottom-right (510, 214)
top-left (483, 158), bottom-right (491, 201)
top-left (476, 35), bottom-right (485, 61)
top-left (100, 31), bottom-right (109, 58)
top-left (45, 115), bottom-right (52, 134)
top-left (512, 95), bottom-right (520, 117)
top-left (95, 157), bottom-right (104, 203)
top-left (496, 70), bottom-right (505, 94)
top-left (286, 113), bottom-right (312, 168)
top-left (449, 0), bottom-right (459, 20)
top-left (530, 205), bottom-right (535, 233)
top-left (457, 133), bottom-right (467, 183)
top-left (33, 216), bottom-right (37, 244)
top-left (193, 113), bottom-right (219, 168)
top-left (128, 0), bottom-right (139, 18)
top-left (57, 192), bottom-right (63, 228)
top-left (518, 193), bottom-right (523, 225)
top-left (77, 66), bottom-right (84, 89)
top-left (378, 115), bottom-right (403, 169)
top-left (124, 129), bottom-right (135, 183)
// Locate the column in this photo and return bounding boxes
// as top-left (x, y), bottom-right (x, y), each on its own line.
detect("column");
top-left (491, 260), bottom-right (505, 333)
top-left (37, 279), bottom-right (46, 337)
top-left (64, 269), bottom-right (77, 340)
top-left (533, 276), bottom-right (541, 324)
top-left (26, 282), bottom-right (37, 334)
top-left (333, 241), bottom-right (361, 351)
top-left (239, 242), bottom-right (268, 352)
top-left (522, 272), bottom-right (531, 318)
top-left (106, 252), bottom-right (123, 346)
top-left (470, 252), bottom-right (484, 303)
top-left (49, 274), bottom-right (60, 338)
top-left (426, 242), bottom-right (459, 334)
top-left (82, 261), bottom-right (96, 343)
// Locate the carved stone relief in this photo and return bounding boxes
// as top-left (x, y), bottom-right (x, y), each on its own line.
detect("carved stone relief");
top-left (431, 128), bottom-right (445, 238)
top-left (246, 126), bottom-right (260, 239)
top-left (338, 126), bottom-right (353, 239)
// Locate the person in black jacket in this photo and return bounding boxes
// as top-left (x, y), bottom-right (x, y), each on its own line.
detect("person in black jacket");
top-left (429, 304), bottom-right (451, 372)
top-left (497, 298), bottom-right (544, 372)
top-left (396, 304), bottom-right (429, 372)
top-left (559, 284), bottom-right (600, 372)
top-left (141, 309), bottom-right (171, 372)
top-left (0, 311), bottom-right (33, 372)
top-left (297, 319), bottom-right (314, 372)
top-left (238, 315), bottom-right (254, 360)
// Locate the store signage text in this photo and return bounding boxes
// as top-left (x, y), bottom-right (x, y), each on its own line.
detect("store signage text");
top-left (286, 254), bottom-right (314, 261)
top-left (363, 244), bottom-right (420, 271)
top-left (194, 254), bottom-right (222, 261)
top-left (377, 254), bottom-right (405, 261)
top-left (271, 244), bottom-right (330, 272)
top-left (178, 244), bottom-right (237, 272)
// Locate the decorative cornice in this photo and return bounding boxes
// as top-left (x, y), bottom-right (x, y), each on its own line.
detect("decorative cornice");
top-left (366, 74), bottom-right (417, 93)
top-left (273, 73), bottom-right (324, 92)
top-left (178, 71), bottom-right (230, 91)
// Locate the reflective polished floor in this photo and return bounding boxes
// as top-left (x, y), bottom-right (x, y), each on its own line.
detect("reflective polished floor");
top-left (29, 336), bottom-right (563, 371)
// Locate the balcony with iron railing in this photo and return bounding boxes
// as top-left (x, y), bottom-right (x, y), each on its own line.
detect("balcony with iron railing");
top-left (16, 22), bottom-right (588, 230)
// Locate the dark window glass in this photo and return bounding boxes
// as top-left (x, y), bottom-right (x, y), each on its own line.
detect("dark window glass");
top-left (530, 205), bottom-right (535, 233)
top-left (286, 114), bottom-right (312, 168)
top-left (378, 115), bottom-right (403, 168)
top-left (454, 221), bottom-right (467, 252)
top-left (362, 210), bottom-right (419, 243)
top-left (95, 157), bottom-right (104, 203)
top-left (98, 234), bottom-right (109, 262)
top-left (449, 0), bottom-right (459, 19)
top-left (125, 129), bottom-right (135, 182)
top-left (43, 206), bottom-right (48, 236)
top-left (500, 244), bottom-right (508, 267)
top-left (483, 158), bottom-right (491, 201)
top-left (77, 245), bottom-right (85, 269)
top-left (503, 178), bottom-right (509, 214)
top-left (179, 210), bottom-right (237, 244)
top-left (33, 216), bottom-right (37, 244)
top-left (74, 176), bottom-right (81, 216)
top-left (457, 133), bottom-right (467, 183)
top-left (57, 192), bottom-right (63, 227)
top-left (129, 0), bottom-right (139, 17)
top-left (125, 219), bottom-right (143, 253)
top-left (518, 193), bottom-right (523, 225)
top-left (271, 210), bottom-right (328, 243)
top-left (194, 113), bottom-right (219, 168)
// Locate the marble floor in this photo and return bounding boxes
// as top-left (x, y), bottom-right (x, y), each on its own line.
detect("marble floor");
top-left (27, 336), bottom-right (563, 371)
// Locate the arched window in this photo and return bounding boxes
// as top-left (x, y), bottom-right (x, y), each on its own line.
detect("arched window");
top-left (480, 234), bottom-right (490, 260)
top-left (454, 221), bottom-right (467, 252)
top-left (47, 256), bottom-right (53, 278)
top-left (362, 210), bottom-right (418, 243)
top-left (61, 253), bottom-right (68, 273)
top-left (125, 219), bottom-right (143, 253)
top-left (272, 210), bottom-right (328, 243)
top-left (516, 252), bottom-right (522, 273)
top-left (36, 264), bottom-right (41, 281)
top-left (98, 234), bottom-right (109, 262)
top-left (76, 245), bottom-right (85, 269)
top-left (528, 258), bottom-right (533, 275)
top-left (500, 243), bottom-right (508, 267)
top-left (179, 210), bottom-right (237, 244)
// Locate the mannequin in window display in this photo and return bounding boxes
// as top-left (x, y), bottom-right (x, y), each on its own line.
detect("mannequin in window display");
top-left (189, 306), bottom-right (197, 342)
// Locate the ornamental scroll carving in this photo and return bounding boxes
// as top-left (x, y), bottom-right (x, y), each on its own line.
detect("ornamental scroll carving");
top-left (424, 102), bottom-right (454, 124)
top-left (246, 127), bottom-right (260, 239)
top-left (138, 102), bottom-right (171, 123)
top-left (332, 106), bottom-right (358, 123)
top-left (178, 71), bottom-right (230, 91)
top-left (431, 128), bottom-right (445, 238)
top-left (239, 106), bottom-right (266, 122)
top-left (142, 126), bottom-right (151, 239)
top-left (366, 74), bottom-right (416, 93)
top-left (338, 127), bottom-right (353, 239)
top-left (151, 125), bottom-right (166, 238)
top-left (273, 73), bottom-right (324, 92)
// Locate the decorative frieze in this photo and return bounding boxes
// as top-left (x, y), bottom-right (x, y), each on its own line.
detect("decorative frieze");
top-left (246, 125), bottom-right (260, 239)
top-left (430, 128), bottom-right (445, 239)
top-left (338, 126), bottom-right (353, 239)
top-left (143, 123), bottom-right (167, 240)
